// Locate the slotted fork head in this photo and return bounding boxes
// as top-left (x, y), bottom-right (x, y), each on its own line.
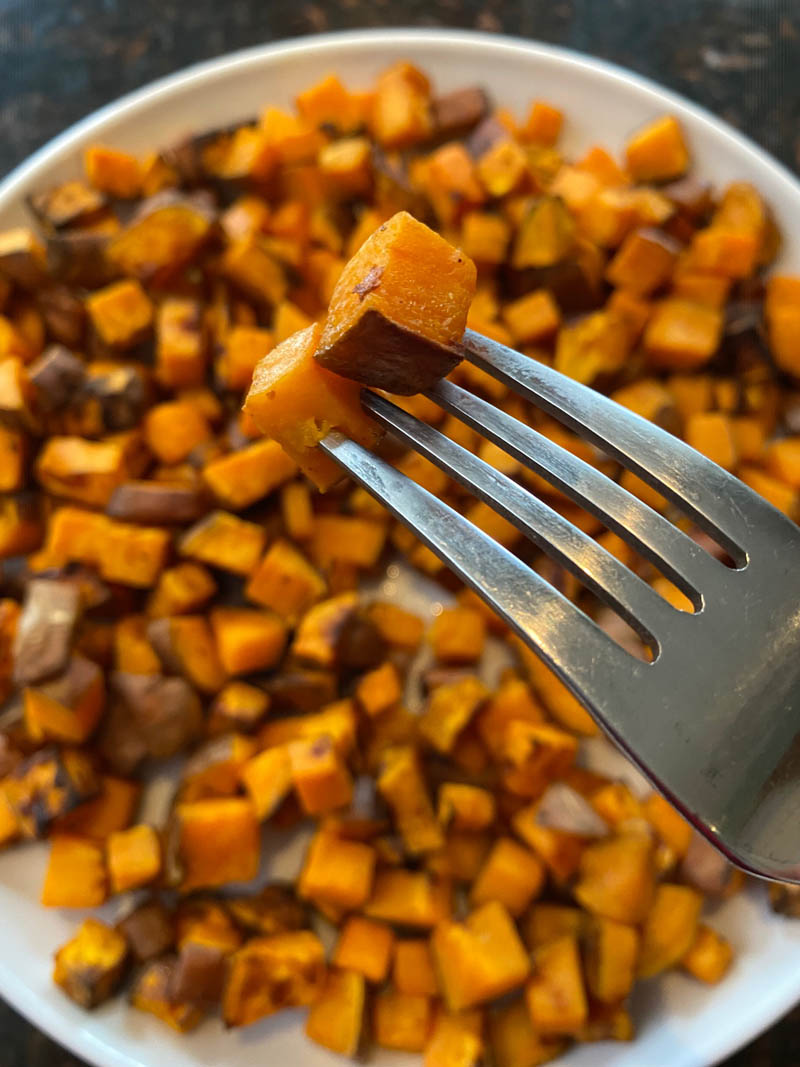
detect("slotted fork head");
top-left (321, 328), bottom-right (800, 883)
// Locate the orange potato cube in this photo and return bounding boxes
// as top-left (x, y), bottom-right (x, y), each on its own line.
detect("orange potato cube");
top-left (239, 745), bottom-right (292, 820)
top-left (393, 939), bottom-right (440, 997)
top-left (470, 837), bottom-right (545, 916)
top-left (42, 834), bottom-right (107, 908)
top-left (685, 411), bottom-right (737, 470)
top-left (374, 989), bottom-right (434, 1052)
top-left (315, 212), bottom-right (476, 394)
top-left (644, 298), bottom-right (722, 370)
top-left (689, 228), bottom-right (759, 278)
top-left (311, 515), bottom-right (388, 569)
top-left (305, 968), bottom-right (366, 1057)
top-left (180, 511), bottom-right (266, 575)
top-left (144, 400), bottom-right (210, 465)
top-left (246, 538), bottom-right (326, 621)
top-left (625, 115), bottom-right (689, 182)
top-left (289, 734), bottom-right (353, 815)
top-left (86, 280), bottom-right (153, 349)
top-left (217, 326), bottom-right (274, 391)
top-left (419, 676), bottom-right (489, 755)
top-left (521, 101), bottom-right (564, 146)
top-left (155, 297), bottom-right (206, 388)
top-left (220, 236), bottom-right (287, 307)
top-left (366, 869), bottom-right (450, 928)
top-left (223, 930), bottom-right (326, 1027)
top-left (525, 935), bottom-right (588, 1035)
top-left (319, 137), bottom-right (373, 198)
top-left (333, 916), bottom-right (395, 982)
top-left (502, 289), bottom-right (561, 345)
top-left (98, 521), bottom-right (169, 588)
top-left (355, 661), bottom-right (403, 717)
top-left (574, 832), bottom-right (655, 923)
top-left (298, 829), bottom-right (376, 911)
top-left (740, 466), bottom-right (798, 516)
top-left (371, 62), bottom-right (433, 149)
top-left (437, 783), bottom-right (496, 832)
top-left (584, 917), bottom-right (639, 1003)
top-left (244, 321), bottom-right (381, 491)
top-left (85, 145), bottom-right (141, 198)
top-left (490, 999), bottom-right (565, 1067)
top-left (174, 797), bottom-right (260, 892)
top-left (637, 882), bottom-right (703, 978)
top-left (203, 438), bottom-right (297, 510)
top-left (766, 437), bottom-right (800, 488)
top-left (606, 227), bottom-right (678, 295)
top-left (461, 212), bottom-right (511, 265)
top-left (210, 607), bottom-right (287, 675)
top-left (35, 436), bottom-right (130, 507)
top-left (681, 924), bottom-right (734, 984)
top-left (107, 823), bottom-right (161, 894)
top-left (432, 900), bottom-right (530, 1012)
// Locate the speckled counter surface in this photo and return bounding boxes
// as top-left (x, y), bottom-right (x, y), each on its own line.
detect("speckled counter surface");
top-left (0, 0), bottom-right (798, 1063)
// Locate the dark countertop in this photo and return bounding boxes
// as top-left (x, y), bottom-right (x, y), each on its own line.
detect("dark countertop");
top-left (0, 1), bottom-right (798, 1064)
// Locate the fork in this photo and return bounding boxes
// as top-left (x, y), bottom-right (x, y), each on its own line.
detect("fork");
top-left (320, 327), bottom-right (800, 884)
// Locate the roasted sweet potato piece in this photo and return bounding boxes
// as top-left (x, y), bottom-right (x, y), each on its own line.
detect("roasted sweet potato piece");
top-left (637, 883), bottom-right (703, 978)
top-left (523, 904), bottom-right (586, 951)
top-left (625, 115), bottom-right (689, 181)
top-left (36, 435), bottom-right (131, 506)
top-left (210, 607), bottom-right (286, 675)
top-left (107, 823), bottom-right (161, 893)
top-left (147, 615), bottom-right (227, 693)
top-left (584, 916), bottom-right (639, 1003)
top-left (289, 734), bottom-right (353, 815)
top-left (393, 939), bottom-right (440, 998)
top-left (202, 438), bottom-right (297, 511)
top-left (179, 510), bottom-right (266, 575)
top-left (24, 653), bottom-right (104, 744)
top-left (433, 900), bottom-right (530, 1011)
top-left (378, 744), bottom-right (443, 855)
top-left (216, 325), bottom-right (274, 392)
top-left (208, 680), bottom-right (269, 734)
top-left (244, 538), bottom-right (325, 623)
top-left (419, 676), bottom-right (488, 754)
top-left (498, 721), bottom-right (578, 798)
top-left (223, 930), bottom-right (326, 1027)
top-left (332, 915), bottom-right (395, 983)
top-left (131, 957), bottom-right (204, 1032)
top-left (221, 235), bottom-right (287, 307)
top-left (470, 837), bottom-right (544, 916)
top-left (154, 297), bottom-right (206, 388)
top-left (366, 868), bottom-right (451, 927)
top-left (86, 279), bottom-right (153, 350)
top-left (367, 600), bottom-right (425, 650)
top-left (172, 797), bottom-right (260, 892)
top-left (356, 660), bottom-right (403, 718)
top-left (0, 492), bottom-right (42, 557)
top-left (6, 747), bottom-right (99, 839)
top-left (490, 999), bottom-right (565, 1067)
top-left (168, 939), bottom-right (227, 1007)
top-left (259, 698), bottom-right (357, 756)
top-left (98, 520), bottom-right (169, 587)
top-left (175, 897), bottom-right (242, 952)
top-left (54, 774), bottom-right (140, 841)
top-left (85, 145), bottom-right (141, 197)
top-left (306, 967), bottom-right (366, 1057)
top-left (0, 227), bottom-right (47, 288)
top-left (525, 934), bottom-right (587, 1036)
top-left (512, 802), bottom-right (586, 884)
top-left (239, 744), bottom-right (292, 820)
top-left (374, 989), bottom-right (435, 1052)
top-left (315, 212), bottom-right (475, 394)
top-left (428, 607), bottom-right (486, 665)
top-left (42, 833), bottom-right (107, 907)
top-left (53, 918), bottom-right (128, 1009)
top-left (179, 734), bottom-right (256, 803)
top-left (299, 828), bottom-right (376, 911)
top-left (244, 321), bottom-right (380, 490)
top-left (573, 832), bottom-right (655, 923)
top-left (108, 192), bottom-right (213, 284)
top-left (682, 924), bottom-right (733, 983)
top-left (371, 62), bottom-right (433, 149)
top-left (512, 197), bottom-right (576, 270)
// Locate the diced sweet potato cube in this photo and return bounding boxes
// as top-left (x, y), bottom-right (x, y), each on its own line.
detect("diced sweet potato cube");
top-left (244, 321), bottom-right (380, 490)
top-left (512, 196), bottom-right (576, 270)
top-left (144, 400), bottom-right (210, 465)
top-left (523, 903), bottom-right (586, 950)
top-left (377, 744), bottom-right (443, 855)
top-left (555, 309), bottom-right (631, 385)
top-left (475, 677), bottom-right (546, 756)
top-left (470, 837), bottom-right (544, 916)
top-left (54, 775), bottom-right (140, 841)
top-left (42, 833), bottom-right (107, 907)
top-left (203, 438), bottom-right (297, 511)
top-left (299, 829), bottom-right (376, 910)
top-left (114, 615), bottom-right (160, 675)
top-left (108, 194), bottom-right (213, 283)
top-left (643, 791), bottom-right (692, 857)
top-left (681, 924), bottom-right (733, 983)
top-left (210, 607), bottom-right (287, 675)
top-left (374, 989), bottom-right (434, 1052)
top-left (637, 882), bottom-right (703, 978)
top-left (316, 212), bottom-right (476, 394)
top-left (461, 211), bottom-right (511, 265)
top-left (625, 115), bottom-right (689, 181)
top-left (766, 436), bottom-right (800, 488)
top-left (420, 676), bottom-right (488, 754)
top-left (356, 660), bottom-right (403, 717)
top-left (685, 411), bottom-right (737, 469)
top-left (259, 698), bottom-right (357, 755)
top-left (371, 62), bottom-right (433, 149)
top-left (132, 957), bottom-right (204, 1032)
top-left (310, 514), bottom-right (388, 568)
top-left (425, 143), bottom-right (485, 226)
top-left (574, 832), bottom-right (655, 923)
top-left (502, 289), bottom-right (561, 345)
top-left (239, 745), bottom-right (292, 820)
top-left (99, 521), bottom-right (169, 587)
top-left (221, 236), bottom-right (288, 307)
top-left (107, 823), bottom-right (161, 893)
top-left (437, 783), bottom-right (495, 833)
top-left (35, 435), bottom-right (131, 507)
top-left (490, 999), bottom-right (566, 1067)
top-left (525, 934), bottom-right (587, 1036)
top-left (53, 918), bottom-right (128, 1009)
top-left (306, 968), bottom-right (366, 1056)
top-left (24, 655), bottom-right (105, 744)
top-left (180, 510), bottom-right (266, 575)
top-left (280, 480), bottom-right (313, 540)
top-left (477, 139), bottom-right (529, 199)
top-left (740, 465), bottom-right (798, 516)
top-left (155, 297), bottom-right (206, 388)
top-left (606, 227), bottom-right (678, 295)
top-left (208, 681), bottom-right (268, 735)
top-left (333, 916), bottom-right (395, 982)
top-left (394, 939), bottom-right (440, 996)
top-left (245, 538), bottom-right (325, 622)
top-left (428, 607), bottom-right (486, 665)
top-left (147, 562), bottom-right (216, 618)
top-left (289, 734), bottom-right (353, 815)
top-left (499, 720), bottom-right (578, 798)
top-left (366, 868), bottom-right (450, 928)
top-left (174, 797), bottom-right (260, 891)
top-left (179, 733), bottom-right (256, 802)
top-left (424, 1008), bottom-right (483, 1067)
top-left (584, 916), bottom-right (639, 1003)
top-left (223, 929), bottom-right (325, 1027)
top-left (319, 139), bottom-right (373, 201)
top-left (521, 101), bottom-right (563, 146)
top-left (85, 145), bottom-right (141, 197)
top-left (148, 615), bottom-right (227, 693)
top-left (512, 803), bottom-right (586, 883)
top-left (366, 600), bottom-right (425, 650)
top-left (432, 900), bottom-right (530, 1011)
top-left (644, 297), bottom-right (722, 369)
top-left (217, 326), bottom-right (274, 392)
top-left (86, 280), bottom-right (153, 349)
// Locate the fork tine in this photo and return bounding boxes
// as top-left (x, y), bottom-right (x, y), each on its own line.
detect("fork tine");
top-left (426, 376), bottom-right (720, 598)
top-left (362, 390), bottom-right (686, 642)
top-left (461, 328), bottom-right (772, 559)
top-left (319, 430), bottom-right (643, 698)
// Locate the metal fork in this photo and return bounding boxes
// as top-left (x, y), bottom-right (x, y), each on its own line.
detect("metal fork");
top-left (320, 327), bottom-right (800, 884)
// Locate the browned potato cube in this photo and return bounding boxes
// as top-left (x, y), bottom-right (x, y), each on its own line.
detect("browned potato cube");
top-left (53, 918), bottom-right (128, 1009)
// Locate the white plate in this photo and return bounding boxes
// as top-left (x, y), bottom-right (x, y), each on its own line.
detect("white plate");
top-left (1, 27), bottom-right (800, 1067)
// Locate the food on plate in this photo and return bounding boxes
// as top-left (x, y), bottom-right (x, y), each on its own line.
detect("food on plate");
top-left (0, 54), bottom-right (796, 1066)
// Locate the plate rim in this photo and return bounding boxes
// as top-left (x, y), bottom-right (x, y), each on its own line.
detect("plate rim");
top-left (1, 25), bottom-right (799, 1067)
